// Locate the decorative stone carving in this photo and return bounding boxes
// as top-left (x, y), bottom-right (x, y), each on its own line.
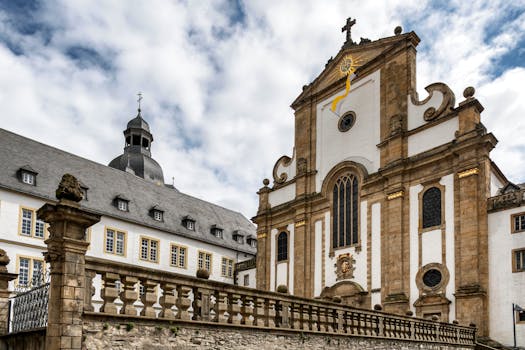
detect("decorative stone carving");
top-left (335, 253), bottom-right (355, 280)
top-left (463, 86), bottom-right (475, 99)
top-left (389, 114), bottom-right (403, 136)
top-left (272, 155), bottom-right (292, 184)
top-left (409, 82), bottom-right (456, 122)
top-left (394, 26), bottom-right (403, 35)
top-left (297, 157), bottom-right (307, 175)
top-left (55, 173), bottom-right (83, 202)
top-left (0, 249), bottom-right (9, 273)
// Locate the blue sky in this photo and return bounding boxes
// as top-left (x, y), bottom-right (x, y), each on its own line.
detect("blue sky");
top-left (0, 0), bottom-right (524, 218)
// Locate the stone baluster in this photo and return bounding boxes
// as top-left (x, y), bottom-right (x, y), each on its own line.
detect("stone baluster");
top-left (139, 279), bottom-right (157, 317)
top-left (242, 295), bottom-right (254, 326)
top-left (325, 308), bottom-right (335, 333)
top-left (215, 291), bottom-right (228, 323)
top-left (267, 298), bottom-right (276, 328)
top-left (310, 305), bottom-right (318, 331)
top-left (291, 303), bottom-right (300, 329)
top-left (254, 297), bottom-right (265, 327)
top-left (176, 285), bottom-right (192, 320)
top-left (193, 286), bottom-right (212, 321)
top-left (279, 300), bottom-right (290, 328)
top-left (0, 250), bottom-right (17, 335)
top-left (378, 315), bottom-right (385, 337)
top-left (83, 270), bottom-right (96, 312)
top-left (101, 272), bottom-right (120, 314)
top-left (229, 293), bottom-right (241, 325)
top-left (120, 276), bottom-right (138, 316)
top-left (337, 309), bottom-right (345, 334)
top-left (318, 307), bottom-right (327, 332)
top-left (159, 282), bottom-right (176, 319)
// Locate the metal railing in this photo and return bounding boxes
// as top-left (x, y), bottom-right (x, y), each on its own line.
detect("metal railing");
top-left (9, 282), bottom-right (49, 333)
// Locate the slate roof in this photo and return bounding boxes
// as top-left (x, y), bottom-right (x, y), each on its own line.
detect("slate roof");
top-left (0, 128), bottom-right (256, 255)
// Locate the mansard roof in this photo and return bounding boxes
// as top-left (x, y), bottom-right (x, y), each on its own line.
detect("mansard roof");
top-left (0, 128), bottom-right (256, 254)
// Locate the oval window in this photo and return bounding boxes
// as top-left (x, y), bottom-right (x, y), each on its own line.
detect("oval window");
top-left (338, 112), bottom-right (356, 132)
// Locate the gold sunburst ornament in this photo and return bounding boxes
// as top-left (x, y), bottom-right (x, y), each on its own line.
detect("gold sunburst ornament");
top-left (330, 54), bottom-right (362, 115)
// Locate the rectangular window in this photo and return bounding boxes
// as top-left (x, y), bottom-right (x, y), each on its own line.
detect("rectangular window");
top-left (244, 274), bottom-right (249, 286)
top-left (18, 258), bottom-right (30, 286)
top-left (117, 200), bottom-right (128, 211)
top-left (514, 249), bottom-right (525, 272)
top-left (35, 220), bottom-right (45, 238)
top-left (21, 208), bottom-right (33, 236)
top-left (512, 213), bottom-right (525, 233)
top-left (153, 210), bottom-right (163, 221)
top-left (187, 221), bottom-right (194, 230)
top-left (18, 256), bottom-right (45, 287)
top-left (140, 237), bottom-right (159, 262)
top-left (22, 172), bottom-right (34, 185)
top-left (19, 207), bottom-right (45, 239)
top-left (198, 251), bottom-right (212, 272)
top-left (170, 244), bottom-right (187, 268)
top-left (105, 228), bottom-right (126, 256)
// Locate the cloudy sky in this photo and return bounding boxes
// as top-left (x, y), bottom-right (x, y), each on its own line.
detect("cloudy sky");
top-left (1, 0), bottom-right (524, 219)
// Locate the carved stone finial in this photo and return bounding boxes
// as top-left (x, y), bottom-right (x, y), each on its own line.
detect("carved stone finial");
top-left (0, 249), bottom-right (10, 272)
top-left (56, 173), bottom-right (83, 202)
top-left (463, 86), bottom-right (475, 99)
top-left (394, 26), bottom-right (402, 35)
top-left (262, 178), bottom-right (270, 186)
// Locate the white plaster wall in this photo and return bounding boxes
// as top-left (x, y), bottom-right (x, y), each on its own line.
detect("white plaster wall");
top-left (371, 203), bottom-right (381, 308)
top-left (441, 174), bottom-right (456, 321)
top-left (237, 268), bottom-right (256, 288)
top-left (314, 219), bottom-right (323, 297)
top-left (276, 262), bottom-right (288, 288)
top-left (323, 211), bottom-right (331, 288)
top-left (407, 117), bottom-right (458, 157)
top-left (324, 202), bottom-right (368, 291)
top-left (270, 228), bottom-right (277, 291)
top-left (409, 184), bottom-right (423, 313)
top-left (288, 223), bottom-right (295, 294)
top-left (421, 230), bottom-right (442, 266)
top-left (0, 189), bottom-right (254, 289)
top-left (315, 70), bottom-right (381, 192)
top-left (268, 184), bottom-right (296, 208)
top-left (490, 170), bottom-right (504, 197)
top-left (407, 91), bottom-right (445, 130)
top-left (488, 206), bottom-right (525, 346)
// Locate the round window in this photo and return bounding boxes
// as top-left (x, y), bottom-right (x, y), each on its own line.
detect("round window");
top-left (338, 112), bottom-right (356, 132)
top-left (422, 269), bottom-right (442, 288)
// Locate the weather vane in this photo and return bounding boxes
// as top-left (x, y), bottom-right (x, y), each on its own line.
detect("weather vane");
top-left (137, 92), bottom-right (143, 111)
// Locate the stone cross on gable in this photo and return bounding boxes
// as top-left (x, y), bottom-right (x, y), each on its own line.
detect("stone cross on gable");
top-left (342, 17), bottom-right (356, 44)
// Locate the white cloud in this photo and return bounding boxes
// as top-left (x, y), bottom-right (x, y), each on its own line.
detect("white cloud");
top-left (0, 0), bottom-right (523, 220)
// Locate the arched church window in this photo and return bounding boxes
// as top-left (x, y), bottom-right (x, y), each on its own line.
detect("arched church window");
top-left (422, 187), bottom-right (441, 228)
top-left (332, 174), bottom-right (359, 248)
top-left (277, 232), bottom-right (288, 261)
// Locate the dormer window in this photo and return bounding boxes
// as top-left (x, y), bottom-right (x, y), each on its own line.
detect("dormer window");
top-left (211, 225), bottom-right (223, 239)
top-left (233, 230), bottom-right (244, 244)
top-left (247, 236), bottom-right (257, 248)
top-left (149, 206), bottom-right (164, 222)
top-left (117, 200), bottom-right (128, 211)
top-left (182, 216), bottom-right (196, 231)
top-left (114, 195), bottom-right (130, 212)
top-left (18, 165), bottom-right (38, 186)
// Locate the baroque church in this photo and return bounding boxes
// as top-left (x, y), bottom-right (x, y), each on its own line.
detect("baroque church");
top-left (252, 21), bottom-right (525, 345)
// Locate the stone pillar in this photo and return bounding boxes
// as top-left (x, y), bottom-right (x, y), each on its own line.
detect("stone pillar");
top-left (37, 174), bottom-right (100, 350)
top-left (0, 250), bottom-right (18, 335)
top-left (255, 179), bottom-right (270, 291)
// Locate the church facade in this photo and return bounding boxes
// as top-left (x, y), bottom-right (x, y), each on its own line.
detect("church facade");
top-left (253, 23), bottom-right (524, 345)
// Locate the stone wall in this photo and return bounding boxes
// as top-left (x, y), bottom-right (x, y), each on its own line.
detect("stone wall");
top-left (83, 316), bottom-right (474, 350)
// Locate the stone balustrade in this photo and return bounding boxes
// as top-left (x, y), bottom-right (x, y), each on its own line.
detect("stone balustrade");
top-left (84, 257), bottom-right (476, 346)
top-left (487, 189), bottom-right (525, 212)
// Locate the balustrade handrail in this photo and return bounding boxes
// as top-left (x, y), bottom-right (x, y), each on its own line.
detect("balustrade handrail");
top-left (84, 256), bottom-right (476, 345)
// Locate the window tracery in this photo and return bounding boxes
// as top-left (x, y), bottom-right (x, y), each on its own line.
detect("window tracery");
top-left (332, 173), bottom-right (359, 248)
